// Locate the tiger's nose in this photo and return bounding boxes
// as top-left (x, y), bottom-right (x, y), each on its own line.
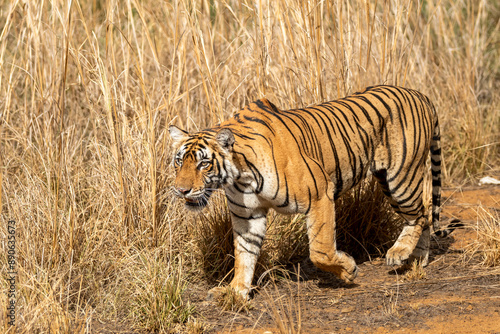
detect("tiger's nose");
top-left (177, 187), bottom-right (191, 196)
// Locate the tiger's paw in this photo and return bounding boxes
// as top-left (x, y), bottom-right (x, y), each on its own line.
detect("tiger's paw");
top-left (407, 254), bottom-right (429, 267)
top-left (408, 229), bottom-right (430, 267)
top-left (206, 286), bottom-right (226, 301)
top-left (386, 244), bottom-right (413, 266)
top-left (340, 264), bottom-right (359, 284)
top-left (207, 284), bottom-right (250, 301)
top-left (407, 245), bottom-right (430, 267)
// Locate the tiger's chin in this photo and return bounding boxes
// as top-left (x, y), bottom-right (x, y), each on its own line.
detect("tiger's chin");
top-left (183, 190), bottom-right (213, 211)
top-left (184, 197), bottom-right (208, 211)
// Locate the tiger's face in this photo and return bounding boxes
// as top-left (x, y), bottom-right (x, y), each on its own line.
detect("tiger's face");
top-left (169, 125), bottom-right (236, 211)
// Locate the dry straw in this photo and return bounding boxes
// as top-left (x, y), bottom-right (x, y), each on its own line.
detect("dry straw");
top-left (0, 0), bottom-right (498, 332)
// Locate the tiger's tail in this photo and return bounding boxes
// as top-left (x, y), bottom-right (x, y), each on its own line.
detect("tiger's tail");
top-left (430, 118), bottom-right (463, 237)
top-left (430, 118), bottom-right (442, 234)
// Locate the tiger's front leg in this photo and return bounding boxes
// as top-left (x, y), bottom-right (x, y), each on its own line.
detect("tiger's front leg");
top-left (229, 210), bottom-right (268, 298)
top-left (307, 192), bottom-right (358, 283)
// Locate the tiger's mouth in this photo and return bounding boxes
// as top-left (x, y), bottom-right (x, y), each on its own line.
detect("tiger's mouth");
top-left (183, 189), bottom-right (213, 210)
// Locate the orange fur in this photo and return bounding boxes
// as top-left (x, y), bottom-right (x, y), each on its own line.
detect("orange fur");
top-left (169, 85), bottom-right (457, 298)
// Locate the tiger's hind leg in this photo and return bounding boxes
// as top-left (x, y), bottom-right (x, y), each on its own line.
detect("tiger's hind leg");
top-left (408, 227), bottom-right (430, 266)
top-left (373, 168), bottom-right (430, 266)
top-left (387, 216), bottom-right (429, 266)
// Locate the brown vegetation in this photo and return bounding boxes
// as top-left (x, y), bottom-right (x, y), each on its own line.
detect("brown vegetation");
top-left (0, 0), bottom-right (498, 332)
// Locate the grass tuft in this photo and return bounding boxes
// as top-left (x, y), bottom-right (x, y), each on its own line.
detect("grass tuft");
top-left (405, 260), bottom-right (427, 281)
top-left (383, 288), bottom-right (401, 318)
top-left (215, 286), bottom-right (254, 313)
top-left (262, 269), bottom-right (302, 334)
top-left (128, 254), bottom-right (194, 332)
top-left (192, 193), bottom-right (235, 283)
top-left (336, 179), bottom-right (403, 262)
top-left (465, 206), bottom-right (500, 267)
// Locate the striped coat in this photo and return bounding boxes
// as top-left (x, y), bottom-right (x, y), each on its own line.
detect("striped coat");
top-left (169, 85), bottom-right (457, 298)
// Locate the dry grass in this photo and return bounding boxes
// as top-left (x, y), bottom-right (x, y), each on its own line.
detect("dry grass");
top-left (126, 254), bottom-right (194, 331)
top-left (383, 287), bottom-right (401, 318)
top-left (405, 260), bottom-right (427, 281)
top-left (0, 0), bottom-right (499, 331)
top-left (336, 179), bottom-right (403, 261)
top-left (262, 269), bottom-right (303, 334)
top-left (465, 206), bottom-right (500, 268)
top-left (215, 286), bottom-right (254, 313)
top-left (190, 193), bottom-right (235, 283)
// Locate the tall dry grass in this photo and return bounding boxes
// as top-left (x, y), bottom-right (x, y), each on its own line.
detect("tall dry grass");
top-left (0, 0), bottom-right (498, 331)
top-left (465, 206), bottom-right (500, 268)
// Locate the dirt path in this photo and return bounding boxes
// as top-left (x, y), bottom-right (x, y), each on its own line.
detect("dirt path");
top-left (192, 186), bottom-right (500, 333)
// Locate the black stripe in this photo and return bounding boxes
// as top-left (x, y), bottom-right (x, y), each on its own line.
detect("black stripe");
top-left (431, 158), bottom-right (442, 166)
top-left (233, 183), bottom-right (254, 194)
top-left (233, 151), bottom-right (264, 194)
top-left (353, 95), bottom-right (385, 126)
top-left (390, 156), bottom-right (424, 195)
top-left (236, 243), bottom-right (259, 256)
top-left (430, 147), bottom-right (441, 155)
top-left (277, 175), bottom-right (290, 208)
top-left (431, 169), bottom-right (441, 176)
top-left (395, 205), bottom-right (421, 215)
top-left (242, 115), bottom-right (276, 135)
top-left (304, 188), bottom-right (312, 215)
top-left (368, 90), bottom-right (395, 122)
top-left (271, 141), bottom-right (281, 200)
top-left (313, 105), bottom-right (359, 184)
top-left (393, 178), bottom-right (424, 207)
top-left (225, 195), bottom-right (248, 208)
top-left (234, 230), bottom-right (263, 248)
top-left (338, 99), bottom-right (374, 128)
top-left (384, 89), bottom-right (408, 183)
top-left (230, 211), bottom-right (266, 221)
top-left (432, 178), bottom-right (442, 187)
top-left (302, 105), bottom-right (344, 195)
top-left (254, 99), bottom-right (321, 197)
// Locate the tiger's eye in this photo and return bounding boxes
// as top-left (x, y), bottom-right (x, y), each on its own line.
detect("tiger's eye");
top-left (198, 161), bottom-right (210, 169)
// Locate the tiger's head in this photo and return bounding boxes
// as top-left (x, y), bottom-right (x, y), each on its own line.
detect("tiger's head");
top-left (168, 125), bottom-right (237, 211)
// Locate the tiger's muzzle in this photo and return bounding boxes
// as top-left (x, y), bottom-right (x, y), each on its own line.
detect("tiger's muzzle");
top-left (174, 187), bottom-right (213, 210)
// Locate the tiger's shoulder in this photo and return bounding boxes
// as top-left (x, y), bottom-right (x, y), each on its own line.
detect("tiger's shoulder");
top-left (223, 98), bottom-right (281, 135)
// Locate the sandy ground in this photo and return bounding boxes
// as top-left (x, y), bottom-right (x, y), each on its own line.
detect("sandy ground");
top-left (190, 186), bottom-right (500, 333)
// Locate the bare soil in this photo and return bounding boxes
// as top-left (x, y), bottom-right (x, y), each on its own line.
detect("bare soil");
top-left (191, 186), bottom-right (500, 333)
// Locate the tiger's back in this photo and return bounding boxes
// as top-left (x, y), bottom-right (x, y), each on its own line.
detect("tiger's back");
top-left (216, 85), bottom-right (436, 215)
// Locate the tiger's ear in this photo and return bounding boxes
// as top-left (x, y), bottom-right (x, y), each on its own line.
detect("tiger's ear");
top-left (216, 128), bottom-right (235, 150)
top-left (169, 125), bottom-right (189, 144)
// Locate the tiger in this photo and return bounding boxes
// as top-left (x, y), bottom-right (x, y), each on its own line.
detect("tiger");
top-left (169, 85), bottom-right (460, 298)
